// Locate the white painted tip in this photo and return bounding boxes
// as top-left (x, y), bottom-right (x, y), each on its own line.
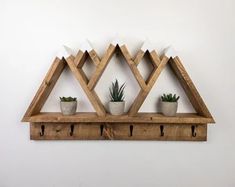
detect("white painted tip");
top-left (56, 45), bottom-right (74, 59)
top-left (140, 40), bottom-right (155, 52)
top-left (111, 36), bottom-right (124, 46)
top-left (164, 46), bottom-right (177, 58)
top-left (79, 39), bottom-right (93, 52)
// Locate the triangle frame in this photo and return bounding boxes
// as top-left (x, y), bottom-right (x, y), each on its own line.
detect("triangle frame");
top-left (22, 54), bottom-right (107, 121)
top-left (22, 44), bottom-right (214, 124)
top-left (126, 47), bottom-right (213, 119)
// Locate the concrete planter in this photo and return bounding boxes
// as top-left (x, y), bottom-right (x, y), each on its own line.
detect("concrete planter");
top-left (60, 101), bottom-right (77, 115)
top-left (161, 101), bottom-right (178, 116)
top-left (109, 101), bottom-right (125, 115)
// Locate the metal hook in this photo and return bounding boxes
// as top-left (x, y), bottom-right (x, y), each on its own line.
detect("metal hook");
top-left (40, 125), bottom-right (45, 136)
top-left (129, 125), bottom-right (133, 137)
top-left (160, 125), bottom-right (164, 136)
top-left (70, 124), bottom-right (74, 136)
top-left (191, 125), bottom-right (197, 137)
top-left (100, 124), bottom-right (104, 136)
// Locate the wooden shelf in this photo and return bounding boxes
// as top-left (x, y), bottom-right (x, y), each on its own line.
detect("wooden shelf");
top-left (23, 112), bottom-right (214, 124)
top-left (22, 43), bottom-right (215, 141)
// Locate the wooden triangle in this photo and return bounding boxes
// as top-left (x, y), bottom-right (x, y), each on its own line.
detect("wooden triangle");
top-left (22, 44), bottom-right (214, 124)
top-left (168, 56), bottom-right (213, 118)
top-left (22, 55), bottom-right (106, 122)
top-left (127, 48), bottom-right (214, 120)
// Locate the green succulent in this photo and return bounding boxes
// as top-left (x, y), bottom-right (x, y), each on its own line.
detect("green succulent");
top-left (60, 96), bottom-right (77, 102)
top-left (161, 93), bottom-right (180, 102)
top-left (109, 79), bottom-right (125, 102)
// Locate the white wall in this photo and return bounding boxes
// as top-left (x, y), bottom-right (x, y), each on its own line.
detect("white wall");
top-left (1, 0), bottom-right (235, 186)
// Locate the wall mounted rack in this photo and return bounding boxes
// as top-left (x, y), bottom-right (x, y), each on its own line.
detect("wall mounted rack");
top-left (22, 42), bottom-right (215, 141)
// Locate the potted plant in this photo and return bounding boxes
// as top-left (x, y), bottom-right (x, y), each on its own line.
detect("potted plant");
top-left (109, 79), bottom-right (125, 115)
top-left (160, 93), bottom-right (180, 116)
top-left (60, 96), bottom-right (77, 115)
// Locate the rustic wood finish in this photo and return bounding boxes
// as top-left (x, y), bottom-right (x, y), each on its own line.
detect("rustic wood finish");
top-left (169, 57), bottom-right (213, 119)
top-left (22, 43), bottom-right (215, 141)
top-left (87, 44), bottom-right (116, 90)
top-left (66, 55), bottom-right (106, 116)
top-left (30, 123), bottom-right (207, 141)
top-left (23, 112), bottom-right (214, 123)
top-left (128, 55), bottom-right (169, 116)
top-left (22, 57), bottom-right (66, 121)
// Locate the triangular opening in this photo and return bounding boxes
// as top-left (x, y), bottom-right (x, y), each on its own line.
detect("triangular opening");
top-left (137, 51), bottom-right (155, 83)
top-left (139, 64), bottom-right (196, 113)
top-left (41, 65), bottom-right (95, 112)
top-left (81, 53), bottom-right (96, 81)
top-left (95, 47), bottom-right (140, 113)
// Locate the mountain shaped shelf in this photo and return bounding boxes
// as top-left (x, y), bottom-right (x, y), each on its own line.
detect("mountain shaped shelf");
top-left (22, 42), bottom-right (215, 141)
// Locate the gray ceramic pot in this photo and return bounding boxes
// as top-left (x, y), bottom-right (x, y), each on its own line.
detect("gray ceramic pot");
top-left (60, 101), bottom-right (77, 115)
top-left (161, 101), bottom-right (178, 116)
top-left (109, 101), bottom-right (125, 115)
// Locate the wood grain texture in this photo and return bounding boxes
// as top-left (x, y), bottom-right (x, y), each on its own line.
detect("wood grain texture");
top-left (134, 50), bottom-right (145, 66)
top-left (128, 55), bottom-right (169, 116)
top-left (22, 57), bottom-right (66, 121)
top-left (149, 50), bottom-right (161, 67)
top-left (170, 56), bottom-right (214, 120)
top-left (23, 112), bottom-right (214, 124)
top-left (66, 56), bottom-right (106, 116)
top-left (23, 44), bottom-right (214, 141)
top-left (119, 45), bottom-right (147, 90)
top-left (74, 50), bottom-right (86, 67)
top-left (88, 49), bottom-right (100, 66)
top-left (30, 123), bottom-right (207, 141)
top-left (88, 44), bottom-right (116, 90)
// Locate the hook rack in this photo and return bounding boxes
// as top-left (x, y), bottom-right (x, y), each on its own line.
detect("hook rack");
top-left (22, 43), bottom-right (215, 141)
top-left (29, 123), bottom-right (208, 141)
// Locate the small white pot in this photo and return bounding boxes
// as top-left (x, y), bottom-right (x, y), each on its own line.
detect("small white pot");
top-left (109, 101), bottom-right (125, 115)
top-left (161, 101), bottom-right (178, 116)
top-left (60, 101), bottom-right (77, 115)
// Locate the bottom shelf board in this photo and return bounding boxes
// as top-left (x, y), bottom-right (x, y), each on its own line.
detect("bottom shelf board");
top-left (30, 123), bottom-right (207, 141)
top-left (23, 112), bottom-right (214, 124)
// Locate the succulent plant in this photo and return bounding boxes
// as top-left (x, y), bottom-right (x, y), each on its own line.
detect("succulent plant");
top-left (109, 79), bottom-right (125, 102)
top-left (60, 96), bottom-right (77, 102)
top-left (161, 93), bottom-right (180, 102)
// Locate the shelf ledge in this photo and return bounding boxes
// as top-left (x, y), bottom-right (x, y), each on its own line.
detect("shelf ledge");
top-left (22, 112), bottom-right (215, 124)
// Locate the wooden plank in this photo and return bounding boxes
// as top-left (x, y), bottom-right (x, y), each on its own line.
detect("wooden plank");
top-left (74, 50), bottom-right (85, 67)
top-left (66, 56), bottom-right (106, 116)
top-left (30, 123), bottom-right (101, 140)
top-left (119, 45), bottom-right (147, 90)
top-left (134, 50), bottom-right (145, 66)
top-left (22, 57), bottom-right (66, 121)
top-left (75, 50), bottom-right (90, 68)
top-left (30, 123), bottom-right (207, 141)
top-left (24, 112), bottom-right (214, 124)
top-left (149, 50), bottom-right (161, 67)
top-left (87, 44), bottom-right (116, 90)
top-left (88, 49), bottom-right (100, 66)
top-left (78, 69), bottom-right (89, 84)
top-left (128, 56), bottom-right (169, 116)
top-left (146, 55), bottom-right (168, 86)
top-left (170, 56), bottom-right (214, 119)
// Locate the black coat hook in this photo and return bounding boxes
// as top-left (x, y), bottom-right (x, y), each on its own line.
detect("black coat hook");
top-left (129, 125), bottom-right (133, 137)
top-left (70, 124), bottom-right (74, 136)
top-left (160, 125), bottom-right (164, 136)
top-left (191, 125), bottom-right (197, 137)
top-left (100, 125), bottom-right (104, 136)
top-left (40, 125), bottom-right (45, 136)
